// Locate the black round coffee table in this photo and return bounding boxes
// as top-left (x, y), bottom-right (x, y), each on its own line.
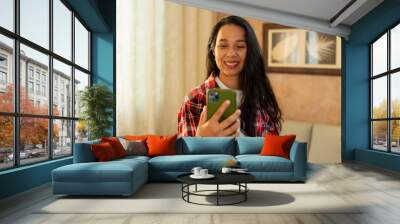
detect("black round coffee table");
top-left (177, 173), bottom-right (255, 206)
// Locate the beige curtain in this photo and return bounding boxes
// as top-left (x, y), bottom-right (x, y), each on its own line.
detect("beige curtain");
top-left (116, 0), bottom-right (218, 135)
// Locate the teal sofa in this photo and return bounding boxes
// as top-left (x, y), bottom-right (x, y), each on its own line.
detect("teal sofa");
top-left (52, 137), bottom-right (307, 196)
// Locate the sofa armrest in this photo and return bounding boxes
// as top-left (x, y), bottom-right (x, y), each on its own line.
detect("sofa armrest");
top-left (289, 141), bottom-right (307, 181)
top-left (73, 140), bottom-right (100, 163)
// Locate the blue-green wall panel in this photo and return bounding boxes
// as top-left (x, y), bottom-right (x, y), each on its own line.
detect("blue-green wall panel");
top-left (92, 33), bottom-right (113, 88)
top-left (65, 0), bottom-right (110, 32)
top-left (344, 0), bottom-right (400, 171)
top-left (0, 158), bottom-right (72, 199)
top-left (343, 44), bottom-right (369, 160)
top-left (349, 0), bottom-right (400, 45)
top-left (92, 32), bottom-right (115, 135)
top-left (355, 149), bottom-right (400, 172)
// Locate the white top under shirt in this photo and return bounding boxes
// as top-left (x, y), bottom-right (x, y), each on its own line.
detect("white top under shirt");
top-left (215, 77), bottom-right (246, 137)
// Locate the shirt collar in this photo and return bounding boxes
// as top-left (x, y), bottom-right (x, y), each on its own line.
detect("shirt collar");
top-left (204, 73), bottom-right (218, 89)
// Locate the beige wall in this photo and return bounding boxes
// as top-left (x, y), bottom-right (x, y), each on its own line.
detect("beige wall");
top-left (269, 73), bottom-right (341, 125)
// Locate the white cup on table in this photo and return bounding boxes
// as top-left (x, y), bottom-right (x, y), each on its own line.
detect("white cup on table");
top-left (191, 167), bottom-right (202, 176)
top-left (199, 169), bottom-right (208, 176)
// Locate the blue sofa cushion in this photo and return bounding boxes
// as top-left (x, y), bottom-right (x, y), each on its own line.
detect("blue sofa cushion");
top-left (178, 137), bottom-right (235, 155)
top-left (116, 155), bottom-right (150, 163)
top-left (236, 137), bottom-right (264, 155)
top-left (53, 159), bottom-right (147, 183)
top-left (236, 155), bottom-right (293, 172)
top-left (149, 154), bottom-right (235, 172)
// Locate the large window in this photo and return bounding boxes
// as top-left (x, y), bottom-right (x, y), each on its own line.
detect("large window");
top-left (370, 23), bottom-right (400, 153)
top-left (0, 0), bottom-right (91, 171)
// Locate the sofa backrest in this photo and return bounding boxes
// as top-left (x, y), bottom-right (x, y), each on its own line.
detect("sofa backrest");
top-left (177, 137), bottom-right (236, 155)
top-left (235, 137), bottom-right (264, 155)
top-left (73, 139), bottom-right (100, 163)
top-left (308, 123), bottom-right (341, 163)
top-left (280, 120), bottom-right (313, 153)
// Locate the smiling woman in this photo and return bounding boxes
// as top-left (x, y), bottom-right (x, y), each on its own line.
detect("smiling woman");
top-left (177, 16), bottom-right (282, 137)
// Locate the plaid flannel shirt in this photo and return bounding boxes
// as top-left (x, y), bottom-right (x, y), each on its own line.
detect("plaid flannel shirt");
top-left (177, 74), bottom-right (280, 137)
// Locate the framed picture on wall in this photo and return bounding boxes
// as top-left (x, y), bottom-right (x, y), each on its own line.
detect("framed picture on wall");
top-left (263, 23), bottom-right (341, 75)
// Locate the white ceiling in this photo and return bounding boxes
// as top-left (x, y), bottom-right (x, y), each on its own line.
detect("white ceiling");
top-left (167, 0), bottom-right (384, 38)
top-left (228, 0), bottom-right (353, 23)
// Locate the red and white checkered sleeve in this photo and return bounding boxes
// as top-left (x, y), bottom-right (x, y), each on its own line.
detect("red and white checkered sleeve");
top-left (177, 95), bottom-right (202, 137)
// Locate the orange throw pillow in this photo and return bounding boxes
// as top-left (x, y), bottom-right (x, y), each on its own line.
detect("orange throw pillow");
top-left (124, 135), bottom-right (152, 141)
top-left (101, 137), bottom-right (126, 158)
top-left (146, 134), bottom-right (177, 157)
top-left (91, 142), bottom-right (117, 161)
top-left (260, 134), bottom-right (296, 159)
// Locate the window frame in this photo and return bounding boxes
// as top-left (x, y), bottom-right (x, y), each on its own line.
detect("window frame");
top-left (0, 0), bottom-right (92, 171)
top-left (370, 20), bottom-right (400, 154)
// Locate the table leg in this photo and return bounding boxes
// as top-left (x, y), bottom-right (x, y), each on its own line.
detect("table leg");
top-left (217, 184), bottom-right (219, 206)
top-left (187, 184), bottom-right (190, 202)
top-left (181, 184), bottom-right (183, 199)
top-left (195, 184), bottom-right (197, 192)
top-left (245, 183), bottom-right (247, 201)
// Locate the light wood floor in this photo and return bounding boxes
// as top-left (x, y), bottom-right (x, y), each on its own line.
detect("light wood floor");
top-left (1, 162), bottom-right (400, 224)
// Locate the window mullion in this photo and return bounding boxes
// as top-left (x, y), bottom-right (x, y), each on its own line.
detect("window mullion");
top-left (388, 29), bottom-right (392, 153)
top-left (49, 0), bottom-right (54, 160)
top-left (370, 45), bottom-right (373, 149)
top-left (71, 10), bottom-right (76, 155)
top-left (13, 0), bottom-right (20, 167)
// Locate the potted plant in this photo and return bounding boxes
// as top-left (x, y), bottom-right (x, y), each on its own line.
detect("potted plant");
top-left (79, 84), bottom-right (114, 140)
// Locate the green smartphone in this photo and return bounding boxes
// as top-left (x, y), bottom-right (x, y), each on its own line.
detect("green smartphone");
top-left (206, 89), bottom-right (237, 122)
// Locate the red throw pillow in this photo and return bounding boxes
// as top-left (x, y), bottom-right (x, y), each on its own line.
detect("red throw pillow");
top-left (101, 137), bottom-right (126, 158)
top-left (91, 142), bottom-right (117, 161)
top-left (260, 134), bottom-right (296, 159)
top-left (146, 134), bottom-right (177, 157)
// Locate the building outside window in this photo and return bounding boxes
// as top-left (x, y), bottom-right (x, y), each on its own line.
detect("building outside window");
top-left (35, 83), bottom-right (40, 95)
top-left (42, 85), bottom-right (46, 97)
top-left (35, 70), bottom-right (40, 81)
top-left (0, 71), bottom-right (6, 84)
top-left (29, 66), bottom-right (34, 80)
top-left (0, 54), bottom-right (7, 89)
top-left (0, 54), bottom-right (7, 67)
top-left (28, 81), bottom-right (34, 94)
top-left (41, 73), bottom-right (46, 83)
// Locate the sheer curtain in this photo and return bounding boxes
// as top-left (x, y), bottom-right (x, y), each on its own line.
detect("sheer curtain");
top-left (116, 0), bottom-right (218, 135)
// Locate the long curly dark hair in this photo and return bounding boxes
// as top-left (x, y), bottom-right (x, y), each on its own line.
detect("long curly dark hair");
top-left (206, 15), bottom-right (282, 136)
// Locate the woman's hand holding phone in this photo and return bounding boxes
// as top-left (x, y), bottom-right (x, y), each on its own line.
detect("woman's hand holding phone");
top-left (195, 100), bottom-right (241, 137)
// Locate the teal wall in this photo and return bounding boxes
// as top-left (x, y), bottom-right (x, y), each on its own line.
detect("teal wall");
top-left (91, 32), bottom-right (115, 135)
top-left (0, 158), bottom-right (72, 199)
top-left (343, 0), bottom-right (400, 171)
top-left (92, 33), bottom-right (114, 88)
top-left (0, 0), bottom-right (115, 200)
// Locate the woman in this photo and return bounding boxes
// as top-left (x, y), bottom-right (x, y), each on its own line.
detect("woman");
top-left (177, 15), bottom-right (281, 137)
